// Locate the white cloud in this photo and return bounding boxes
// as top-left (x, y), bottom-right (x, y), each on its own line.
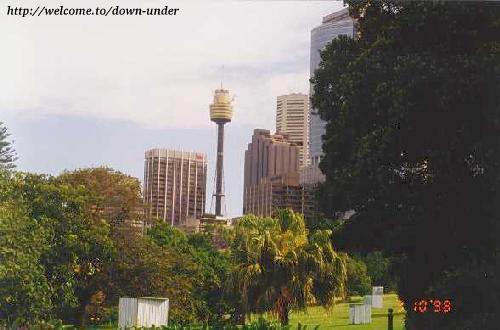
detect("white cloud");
top-left (0, 0), bottom-right (344, 129)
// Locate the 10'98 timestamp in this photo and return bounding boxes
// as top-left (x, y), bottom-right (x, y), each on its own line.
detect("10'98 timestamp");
top-left (413, 299), bottom-right (452, 314)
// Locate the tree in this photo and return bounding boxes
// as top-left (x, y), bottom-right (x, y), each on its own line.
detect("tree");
top-left (0, 172), bottom-right (52, 326)
top-left (148, 223), bottom-right (232, 325)
top-left (363, 251), bottom-right (397, 292)
top-left (58, 167), bottom-right (144, 232)
top-left (14, 173), bottom-right (115, 325)
top-left (0, 122), bottom-right (17, 170)
top-left (148, 222), bottom-right (191, 252)
top-left (311, 1), bottom-right (500, 328)
top-left (187, 232), bottom-right (233, 325)
top-left (345, 256), bottom-right (372, 297)
top-left (226, 209), bottom-right (346, 325)
top-left (106, 230), bottom-right (199, 324)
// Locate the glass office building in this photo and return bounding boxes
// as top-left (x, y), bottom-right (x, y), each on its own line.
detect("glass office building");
top-left (309, 8), bottom-right (355, 165)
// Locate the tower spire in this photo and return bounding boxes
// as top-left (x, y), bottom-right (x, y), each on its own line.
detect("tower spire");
top-left (220, 64), bottom-right (225, 89)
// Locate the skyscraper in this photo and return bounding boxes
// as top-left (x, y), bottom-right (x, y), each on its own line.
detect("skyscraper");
top-left (144, 148), bottom-right (207, 227)
top-left (243, 129), bottom-right (299, 190)
top-left (243, 129), bottom-right (312, 217)
top-left (276, 93), bottom-right (309, 167)
top-left (309, 8), bottom-right (355, 165)
top-left (243, 171), bottom-right (314, 219)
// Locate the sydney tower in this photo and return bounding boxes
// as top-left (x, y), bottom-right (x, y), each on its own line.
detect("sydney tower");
top-left (209, 88), bottom-right (233, 217)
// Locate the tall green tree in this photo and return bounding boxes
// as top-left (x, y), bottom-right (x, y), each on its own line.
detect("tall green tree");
top-left (0, 172), bottom-right (52, 326)
top-left (312, 1), bottom-right (499, 328)
top-left (16, 173), bottom-right (115, 325)
top-left (0, 122), bottom-right (17, 170)
top-left (227, 209), bottom-right (346, 325)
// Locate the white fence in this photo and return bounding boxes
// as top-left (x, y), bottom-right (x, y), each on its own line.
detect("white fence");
top-left (118, 297), bottom-right (169, 329)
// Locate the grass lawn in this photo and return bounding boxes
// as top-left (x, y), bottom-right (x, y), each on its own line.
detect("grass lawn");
top-left (287, 294), bottom-right (405, 330)
top-left (250, 294), bottom-right (405, 330)
top-left (89, 294), bottom-right (405, 329)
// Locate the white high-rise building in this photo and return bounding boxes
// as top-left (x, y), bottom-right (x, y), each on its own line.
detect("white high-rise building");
top-left (276, 93), bottom-right (309, 167)
top-left (144, 148), bottom-right (207, 227)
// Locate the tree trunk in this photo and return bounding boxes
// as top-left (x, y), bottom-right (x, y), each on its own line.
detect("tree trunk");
top-left (78, 295), bottom-right (91, 327)
top-left (79, 305), bottom-right (87, 328)
top-left (279, 303), bottom-right (290, 325)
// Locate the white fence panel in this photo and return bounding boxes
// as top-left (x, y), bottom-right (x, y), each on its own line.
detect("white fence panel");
top-left (349, 303), bottom-right (371, 324)
top-left (137, 298), bottom-right (169, 327)
top-left (118, 297), bottom-right (169, 329)
top-left (118, 298), bottom-right (138, 328)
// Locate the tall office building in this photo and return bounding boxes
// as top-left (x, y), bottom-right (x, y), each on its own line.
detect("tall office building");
top-left (243, 129), bottom-right (299, 190)
top-left (243, 129), bottom-right (313, 217)
top-left (144, 148), bottom-right (207, 227)
top-left (276, 93), bottom-right (309, 167)
top-left (244, 172), bottom-right (314, 219)
top-left (309, 7), bottom-right (355, 166)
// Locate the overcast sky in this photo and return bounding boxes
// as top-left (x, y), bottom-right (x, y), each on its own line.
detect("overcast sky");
top-left (1, 0), bottom-right (344, 217)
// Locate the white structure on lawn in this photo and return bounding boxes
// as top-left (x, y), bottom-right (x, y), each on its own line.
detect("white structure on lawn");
top-left (349, 303), bottom-right (372, 324)
top-left (372, 286), bottom-right (384, 308)
top-left (118, 297), bottom-right (169, 328)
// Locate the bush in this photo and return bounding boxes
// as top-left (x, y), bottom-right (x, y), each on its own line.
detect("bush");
top-left (346, 256), bottom-right (372, 297)
top-left (363, 251), bottom-right (398, 292)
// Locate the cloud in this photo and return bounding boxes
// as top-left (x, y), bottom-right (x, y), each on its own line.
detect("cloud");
top-left (0, 0), bottom-right (344, 129)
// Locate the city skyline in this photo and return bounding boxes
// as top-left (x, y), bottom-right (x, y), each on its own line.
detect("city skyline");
top-left (1, 0), bottom-right (346, 217)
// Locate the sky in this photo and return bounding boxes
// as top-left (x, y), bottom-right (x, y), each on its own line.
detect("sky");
top-left (1, 0), bottom-right (345, 217)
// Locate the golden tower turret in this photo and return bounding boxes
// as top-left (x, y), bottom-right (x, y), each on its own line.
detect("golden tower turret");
top-left (209, 89), bottom-right (233, 124)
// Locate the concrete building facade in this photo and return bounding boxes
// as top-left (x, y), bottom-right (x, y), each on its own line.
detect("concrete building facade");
top-left (144, 148), bottom-right (207, 227)
top-left (243, 129), bottom-right (299, 190)
top-left (244, 172), bottom-right (315, 219)
top-left (276, 93), bottom-right (310, 167)
top-left (243, 129), bottom-right (313, 218)
top-left (309, 7), bottom-right (355, 166)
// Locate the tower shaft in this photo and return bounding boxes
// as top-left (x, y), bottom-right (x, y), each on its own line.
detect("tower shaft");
top-left (215, 123), bottom-right (225, 216)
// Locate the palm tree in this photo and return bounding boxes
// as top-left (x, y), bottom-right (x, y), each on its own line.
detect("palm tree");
top-left (226, 209), bottom-right (347, 325)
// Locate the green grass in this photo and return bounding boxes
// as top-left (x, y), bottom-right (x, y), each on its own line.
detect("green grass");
top-left (251, 294), bottom-right (405, 330)
top-left (86, 294), bottom-right (405, 329)
top-left (289, 294), bottom-right (405, 330)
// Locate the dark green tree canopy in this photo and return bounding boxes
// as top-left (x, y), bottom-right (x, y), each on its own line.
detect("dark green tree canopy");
top-left (312, 1), bottom-right (499, 328)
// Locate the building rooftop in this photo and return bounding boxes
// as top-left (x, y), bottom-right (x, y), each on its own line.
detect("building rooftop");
top-left (145, 148), bottom-right (207, 161)
top-left (322, 7), bottom-right (350, 24)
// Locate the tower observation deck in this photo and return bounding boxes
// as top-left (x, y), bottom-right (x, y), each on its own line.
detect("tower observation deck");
top-left (210, 89), bottom-right (233, 124)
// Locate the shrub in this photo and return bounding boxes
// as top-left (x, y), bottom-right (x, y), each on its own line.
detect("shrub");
top-left (346, 256), bottom-right (372, 297)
